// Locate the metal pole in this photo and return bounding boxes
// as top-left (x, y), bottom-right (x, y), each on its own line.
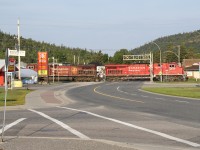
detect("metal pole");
top-left (152, 42), bottom-right (162, 82)
top-left (178, 45), bottom-right (181, 67)
top-left (150, 52), bottom-right (153, 82)
top-left (1, 49), bottom-right (8, 142)
top-left (17, 19), bottom-right (21, 80)
top-left (199, 62), bottom-right (200, 81)
top-left (52, 57), bottom-right (54, 83)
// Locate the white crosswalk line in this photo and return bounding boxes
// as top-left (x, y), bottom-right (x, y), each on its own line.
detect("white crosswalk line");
top-left (28, 109), bottom-right (90, 140)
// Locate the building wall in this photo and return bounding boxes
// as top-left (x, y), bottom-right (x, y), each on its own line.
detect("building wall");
top-left (186, 71), bottom-right (200, 79)
top-left (0, 72), bottom-right (4, 86)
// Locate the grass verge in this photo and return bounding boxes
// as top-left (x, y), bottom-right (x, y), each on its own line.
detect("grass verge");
top-left (0, 88), bottom-right (33, 106)
top-left (142, 87), bottom-right (200, 99)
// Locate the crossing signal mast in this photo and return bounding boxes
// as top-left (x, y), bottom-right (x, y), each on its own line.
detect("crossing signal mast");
top-left (123, 53), bottom-right (154, 82)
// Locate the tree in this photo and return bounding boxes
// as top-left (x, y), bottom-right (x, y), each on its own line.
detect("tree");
top-left (112, 49), bottom-right (129, 64)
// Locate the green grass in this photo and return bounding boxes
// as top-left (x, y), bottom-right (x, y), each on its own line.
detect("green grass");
top-left (142, 87), bottom-right (200, 99)
top-left (0, 89), bottom-right (32, 106)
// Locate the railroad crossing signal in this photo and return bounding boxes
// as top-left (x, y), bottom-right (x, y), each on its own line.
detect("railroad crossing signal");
top-left (123, 53), bottom-right (154, 82)
top-left (123, 54), bottom-right (151, 60)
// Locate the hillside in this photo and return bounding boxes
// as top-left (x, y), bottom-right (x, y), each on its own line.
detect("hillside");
top-left (1, 29), bottom-right (200, 65)
top-left (0, 30), bottom-right (109, 65)
top-left (130, 30), bottom-right (200, 63)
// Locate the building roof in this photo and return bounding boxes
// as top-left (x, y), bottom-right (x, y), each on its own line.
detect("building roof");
top-left (0, 59), bottom-right (5, 69)
top-left (185, 64), bottom-right (199, 71)
top-left (182, 59), bottom-right (200, 68)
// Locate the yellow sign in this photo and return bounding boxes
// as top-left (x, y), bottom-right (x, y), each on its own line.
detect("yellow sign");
top-left (38, 70), bottom-right (48, 76)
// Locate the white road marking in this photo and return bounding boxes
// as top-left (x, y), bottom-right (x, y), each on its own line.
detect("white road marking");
top-left (28, 109), bottom-right (90, 140)
top-left (117, 86), bottom-right (136, 95)
top-left (0, 118), bottom-right (26, 134)
top-left (94, 86), bottom-right (144, 103)
top-left (141, 95), bottom-right (148, 98)
top-left (57, 106), bottom-right (200, 148)
top-left (155, 97), bottom-right (165, 100)
top-left (175, 100), bottom-right (190, 104)
top-left (155, 98), bottom-right (189, 103)
top-left (155, 98), bottom-right (167, 101)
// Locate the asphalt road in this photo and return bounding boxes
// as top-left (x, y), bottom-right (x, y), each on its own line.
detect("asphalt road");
top-left (0, 81), bottom-right (200, 150)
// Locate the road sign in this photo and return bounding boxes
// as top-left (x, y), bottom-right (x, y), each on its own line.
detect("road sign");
top-left (8, 49), bottom-right (26, 56)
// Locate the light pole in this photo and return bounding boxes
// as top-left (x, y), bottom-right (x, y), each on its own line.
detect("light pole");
top-left (152, 41), bottom-right (162, 82)
top-left (17, 19), bottom-right (21, 80)
top-left (164, 45), bottom-right (181, 66)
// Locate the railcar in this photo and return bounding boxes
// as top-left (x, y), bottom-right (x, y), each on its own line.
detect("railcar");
top-left (105, 64), bottom-right (150, 81)
top-left (153, 62), bottom-right (186, 81)
top-left (30, 63), bottom-right (97, 82)
top-left (26, 63), bottom-right (38, 72)
top-left (70, 65), bottom-right (97, 81)
top-left (105, 63), bottom-right (186, 81)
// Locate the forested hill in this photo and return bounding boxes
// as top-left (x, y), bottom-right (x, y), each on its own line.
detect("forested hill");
top-left (130, 30), bottom-right (200, 63)
top-left (0, 30), bottom-right (109, 64)
top-left (2, 29), bottom-right (200, 65)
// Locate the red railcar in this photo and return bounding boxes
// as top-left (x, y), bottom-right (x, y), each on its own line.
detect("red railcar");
top-left (105, 63), bottom-right (186, 81)
top-left (48, 64), bottom-right (71, 76)
top-left (153, 62), bottom-right (186, 81)
top-left (105, 64), bottom-right (150, 81)
top-left (26, 63), bottom-right (38, 72)
top-left (48, 64), bottom-right (97, 81)
top-left (70, 65), bottom-right (97, 81)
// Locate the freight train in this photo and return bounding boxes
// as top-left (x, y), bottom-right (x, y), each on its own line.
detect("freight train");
top-left (26, 62), bottom-right (186, 82)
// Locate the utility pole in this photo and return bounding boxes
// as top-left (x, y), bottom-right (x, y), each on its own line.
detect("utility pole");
top-left (178, 45), bottom-right (181, 67)
top-left (74, 55), bottom-right (76, 65)
top-left (17, 19), bottom-right (21, 80)
top-left (52, 57), bottom-right (54, 83)
top-left (150, 52), bottom-right (154, 82)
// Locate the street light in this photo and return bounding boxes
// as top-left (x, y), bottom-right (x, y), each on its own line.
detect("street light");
top-left (151, 41), bottom-right (162, 82)
top-left (164, 45), bottom-right (181, 66)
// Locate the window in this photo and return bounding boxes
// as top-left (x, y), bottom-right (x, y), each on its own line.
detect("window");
top-left (169, 64), bottom-right (175, 68)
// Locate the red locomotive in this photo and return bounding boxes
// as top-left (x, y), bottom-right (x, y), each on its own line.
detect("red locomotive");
top-left (48, 64), bottom-right (97, 81)
top-left (105, 62), bottom-right (186, 81)
top-left (105, 64), bottom-right (150, 81)
top-left (153, 62), bottom-right (186, 81)
top-left (27, 63), bottom-right (97, 82)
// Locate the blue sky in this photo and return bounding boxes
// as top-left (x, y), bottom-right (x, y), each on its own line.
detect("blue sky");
top-left (1, 0), bottom-right (200, 56)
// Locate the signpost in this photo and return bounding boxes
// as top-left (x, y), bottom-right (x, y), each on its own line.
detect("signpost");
top-left (8, 49), bottom-right (25, 57)
top-left (8, 19), bottom-right (26, 80)
top-left (1, 49), bottom-right (8, 142)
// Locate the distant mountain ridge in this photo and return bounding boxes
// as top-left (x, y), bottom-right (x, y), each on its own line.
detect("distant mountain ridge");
top-left (131, 30), bottom-right (200, 54)
top-left (129, 30), bottom-right (200, 63)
